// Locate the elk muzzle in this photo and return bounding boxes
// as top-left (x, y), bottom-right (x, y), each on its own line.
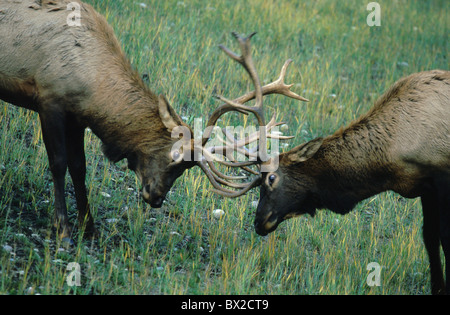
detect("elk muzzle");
top-left (254, 211), bottom-right (281, 236)
top-left (142, 184), bottom-right (165, 208)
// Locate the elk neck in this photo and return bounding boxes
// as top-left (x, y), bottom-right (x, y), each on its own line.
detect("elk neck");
top-left (287, 70), bottom-right (450, 214)
top-left (81, 65), bottom-right (171, 163)
top-left (299, 110), bottom-right (398, 214)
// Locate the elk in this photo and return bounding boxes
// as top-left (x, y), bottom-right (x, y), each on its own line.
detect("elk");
top-left (0, 0), bottom-right (307, 241)
top-left (248, 70), bottom-right (449, 294)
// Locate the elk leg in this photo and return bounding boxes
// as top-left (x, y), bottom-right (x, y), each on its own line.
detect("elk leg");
top-left (39, 110), bottom-right (71, 240)
top-left (436, 177), bottom-right (450, 294)
top-left (421, 192), bottom-right (445, 294)
top-left (66, 120), bottom-right (97, 238)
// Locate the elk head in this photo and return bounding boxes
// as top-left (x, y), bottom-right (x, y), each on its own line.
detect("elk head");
top-left (253, 138), bottom-right (324, 236)
top-left (129, 94), bottom-right (197, 208)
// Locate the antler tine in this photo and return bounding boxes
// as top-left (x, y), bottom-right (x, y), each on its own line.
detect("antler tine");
top-left (202, 146), bottom-right (259, 167)
top-left (205, 162), bottom-right (252, 189)
top-left (217, 127), bottom-right (259, 159)
top-left (197, 159), bottom-right (261, 196)
top-left (218, 32), bottom-right (255, 63)
top-left (210, 130), bottom-right (260, 176)
top-left (211, 176), bottom-right (262, 198)
top-left (206, 159), bottom-right (247, 181)
top-left (199, 156), bottom-right (262, 198)
top-left (263, 59), bottom-right (309, 102)
top-left (218, 32), bottom-right (265, 125)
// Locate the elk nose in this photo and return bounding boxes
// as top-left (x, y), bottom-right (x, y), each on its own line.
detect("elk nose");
top-left (254, 220), bottom-right (268, 236)
top-left (151, 196), bottom-right (164, 208)
top-left (142, 185), bottom-right (165, 208)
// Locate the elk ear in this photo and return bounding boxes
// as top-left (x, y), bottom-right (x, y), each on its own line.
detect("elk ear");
top-left (158, 94), bottom-right (183, 131)
top-left (287, 137), bottom-right (323, 163)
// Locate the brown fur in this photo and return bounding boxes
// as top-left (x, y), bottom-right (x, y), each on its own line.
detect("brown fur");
top-left (255, 70), bottom-right (450, 294)
top-left (0, 0), bottom-right (194, 240)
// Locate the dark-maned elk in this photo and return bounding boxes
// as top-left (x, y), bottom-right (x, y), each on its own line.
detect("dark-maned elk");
top-left (0, 0), bottom-right (307, 242)
top-left (250, 70), bottom-right (449, 294)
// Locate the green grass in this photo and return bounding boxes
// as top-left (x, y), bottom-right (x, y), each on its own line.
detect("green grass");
top-left (0, 0), bottom-right (448, 295)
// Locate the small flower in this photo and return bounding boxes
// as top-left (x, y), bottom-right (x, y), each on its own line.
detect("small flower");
top-left (212, 209), bottom-right (225, 219)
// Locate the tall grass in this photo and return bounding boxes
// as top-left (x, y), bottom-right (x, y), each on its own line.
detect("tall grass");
top-left (0, 0), bottom-right (447, 294)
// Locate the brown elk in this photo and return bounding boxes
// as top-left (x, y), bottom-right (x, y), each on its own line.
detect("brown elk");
top-left (0, 0), bottom-right (307, 241)
top-left (248, 70), bottom-right (449, 294)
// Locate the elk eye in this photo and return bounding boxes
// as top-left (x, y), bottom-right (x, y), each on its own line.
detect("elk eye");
top-left (268, 174), bottom-right (276, 186)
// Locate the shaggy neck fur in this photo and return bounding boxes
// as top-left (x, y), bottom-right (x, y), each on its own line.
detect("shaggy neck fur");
top-left (281, 70), bottom-right (450, 215)
top-left (283, 104), bottom-right (398, 215)
top-left (311, 130), bottom-right (394, 214)
top-left (88, 77), bottom-right (171, 163)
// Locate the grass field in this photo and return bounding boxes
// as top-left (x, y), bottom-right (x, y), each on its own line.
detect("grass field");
top-left (0, 0), bottom-right (448, 295)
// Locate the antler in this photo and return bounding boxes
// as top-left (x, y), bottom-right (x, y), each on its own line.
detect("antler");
top-left (198, 32), bottom-right (308, 197)
top-left (201, 32), bottom-right (308, 147)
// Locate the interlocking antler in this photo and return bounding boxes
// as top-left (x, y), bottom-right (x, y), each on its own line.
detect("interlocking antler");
top-left (198, 32), bottom-right (308, 197)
